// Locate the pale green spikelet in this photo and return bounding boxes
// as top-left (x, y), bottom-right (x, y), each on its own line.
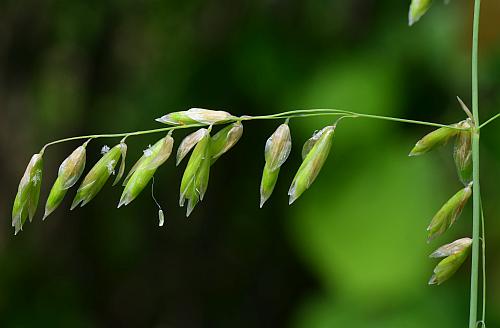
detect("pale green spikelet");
top-left (210, 122), bottom-right (243, 163)
top-left (429, 237), bottom-right (472, 285)
top-left (12, 152), bottom-right (44, 234)
top-left (156, 108), bottom-right (236, 126)
top-left (176, 129), bottom-right (208, 166)
top-left (409, 123), bottom-right (460, 156)
top-left (44, 142), bottom-right (88, 219)
top-left (409, 0), bottom-right (433, 26)
top-left (179, 128), bottom-right (211, 217)
top-left (288, 126), bottom-right (335, 205)
top-left (259, 123), bottom-right (291, 207)
top-left (118, 133), bottom-right (174, 208)
top-left (71, 144), bottom-right (124, 209)
top-left (427, 185), bottom-right (472, 242)
top-left (429, 237), bottom-right (472, 258)
top-left (453, 119), bottom-right (473, 185)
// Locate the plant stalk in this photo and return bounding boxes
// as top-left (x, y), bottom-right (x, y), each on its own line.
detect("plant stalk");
top-left (469, 0), bottom-right (482, 327)
top-left (41, 109), bottom-right (468, 152)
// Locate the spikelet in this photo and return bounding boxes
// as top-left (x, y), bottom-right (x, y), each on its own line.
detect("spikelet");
top-left (429, 238), bottom-right (472, 285)
top-left (427, 185), bottom-right (472, 242)
top-left (210, 122), bottom-right (243, 163)
top-left (176, 129), bottom-right (208, 166)
top-left (179, 128), bottom-right (211, 217)
top-left (453, 119), bottom-right (473, 185)
top-left (118, 134), bottom-right (173, 207)
top-left (12, 152), bottom-right (44, 234)
top-left (288, 126), bottom-right (335, 205)
top-left (71, 144), bottom-right (124, 209)
top-left (44, 142), bottom-right (88, 219)
top-left (408, 0), bottom-right (433, 26)
top-left (409, 123), bottom-right (461, 156)
top-left (259, 123), bottom-right (291, 207)
top-left (156, 108), bottom-right (235, 126)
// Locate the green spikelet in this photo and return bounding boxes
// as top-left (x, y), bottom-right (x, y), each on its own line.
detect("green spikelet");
top-left (288, 126), bottom-right (335, 205)
top-left (119, 134), bottom-right (173, 207)
top-left (71, 144), bottom-right (124, 209)
top-left (259, 123), bottom-right (291, 207)
top-left (427, 185), bottom-right (472, 242)
top-left (12, 152), bottom-right (44, 234)
top-left (44, 142), bottom-right (88, 219)
top-left (429, 238), bottom-right (472, 285)
top-left (409, 0), bottom-right (433, 26)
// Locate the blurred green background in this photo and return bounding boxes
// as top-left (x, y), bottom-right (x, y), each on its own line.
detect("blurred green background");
top-left (0, 0), bottom-right (499, 327)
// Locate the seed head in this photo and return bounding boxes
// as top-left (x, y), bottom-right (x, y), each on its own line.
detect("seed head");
top-left (71, 144), bottom-right (123, 209)
top-left (179, 129), bottom-right (211, 216)
top-left (156, 108), bottom-right (235, 126)
top-left (429, 238), bottom-right (472, 285)
top-left (259, 123), bottom-right (291, 207)
top-left (44, 142), bottom-right (88, 219)
top-left (210, 122), bottom-right (243, 163)
top-left (12, 152), bottom-right (44, 234)
top-left (427, 185), bottom-right (472, 242)
top-left (408, 0), bottom-right (432, 26)
top-left (288, 126), bottom-right (335, 205)
top-left (453, 119), bottom-right (473, 185)
top-left (118, 134), bottom-right (174, 208)
top-left (409, 124), bottom-right (460, 157)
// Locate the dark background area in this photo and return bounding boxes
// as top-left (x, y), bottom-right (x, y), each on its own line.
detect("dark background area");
top-left (0, 0), bottom-right (499, 327)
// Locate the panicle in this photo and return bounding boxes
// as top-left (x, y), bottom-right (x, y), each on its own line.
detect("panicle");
top-left (12, 152), bottom-right (44, 234)
top-left (156, 108), bottom-right (235, 126)
top-left (427, 184), bottom-right (472, 242)
top-left (118, 133), bottom-right (174, 208)
top-left (288, 126), bottom-right (335, 205)
top-left (259, 123), bottom-right (291, 207)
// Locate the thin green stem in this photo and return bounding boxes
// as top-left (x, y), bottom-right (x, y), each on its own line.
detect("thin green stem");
top-left (479, 113), bottom-right (500, 129)
top-left (480, 200), bottom-right (486, 325)
top-left (469, 0), bottom-right (481, 327)
top-left (41, 124), bottom-right (204, 152)
top-left (40, 109), bottom-right (467, 152)
top-left (339, 111), bottom-right (464, 129)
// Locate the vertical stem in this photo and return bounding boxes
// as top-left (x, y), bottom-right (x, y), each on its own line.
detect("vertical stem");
top-left (469, 0), bottom-right (481, 327)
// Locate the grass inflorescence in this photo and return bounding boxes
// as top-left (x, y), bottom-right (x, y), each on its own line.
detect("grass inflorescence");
top-left (10, 1), bottom-right (500, 327)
